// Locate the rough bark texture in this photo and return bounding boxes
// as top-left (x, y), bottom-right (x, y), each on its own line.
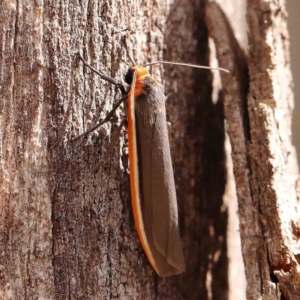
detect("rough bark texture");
top-left (2, 0), bottom-right (297, 299)
top-left (207, 1), bottom-right (300, 299)
top-left (0, 0), bottom-right (229, 299)
top-left (288, 0), bottom-right (300, 169)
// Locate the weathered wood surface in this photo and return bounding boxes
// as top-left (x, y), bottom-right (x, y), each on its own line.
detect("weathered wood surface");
top-left (206, 1), bottom-right (300, 299)
top-left (2, 0), bottom-right (298, 299)
top-left (0, 0), bottom-right (229, 299)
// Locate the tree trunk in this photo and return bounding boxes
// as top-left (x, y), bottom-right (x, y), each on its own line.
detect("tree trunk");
top-left (0, 0), bottom-right (228, 299)
top-left (207, 1), bottom-right (300, 299)
top-left (0, 0), bottom-right (298, 299)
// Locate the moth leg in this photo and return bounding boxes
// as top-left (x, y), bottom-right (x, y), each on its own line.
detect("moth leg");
top-left (73, 119), bottom-right (126, 190)
top-left (167, 122), bottom-right (172, 143)
top-left (72, 95), bottom-right (127, 141)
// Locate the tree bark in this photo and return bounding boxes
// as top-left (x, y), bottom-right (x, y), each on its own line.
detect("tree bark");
top-left (0, 0), bottom-right (229, 299)
top-left (207, 1), bottom-right (300, 299)
top-left (1, 0), bottom-right (298, 299)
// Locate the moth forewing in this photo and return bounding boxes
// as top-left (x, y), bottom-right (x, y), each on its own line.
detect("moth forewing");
top-left (128, 67), bottom-right (185, 277)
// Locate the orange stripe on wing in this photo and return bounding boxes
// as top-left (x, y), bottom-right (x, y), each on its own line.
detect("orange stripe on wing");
top-left (127, 69), bottom-right (159, 274)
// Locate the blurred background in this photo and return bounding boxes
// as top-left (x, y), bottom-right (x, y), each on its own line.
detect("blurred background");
top-left (287, 0), bottom-right (300, 168)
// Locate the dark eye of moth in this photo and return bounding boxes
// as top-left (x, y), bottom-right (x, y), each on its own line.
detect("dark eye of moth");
top-left (124, 68), bottom-right (134, 85)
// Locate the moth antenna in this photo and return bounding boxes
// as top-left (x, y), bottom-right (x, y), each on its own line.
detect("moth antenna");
top-left (144, 61), bottom-right (229, 73)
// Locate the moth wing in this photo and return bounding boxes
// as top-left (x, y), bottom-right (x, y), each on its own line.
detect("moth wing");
top-left (134, 78), bottom-right (185, 277)
top-left (150, 113), bottom-right (186, 273)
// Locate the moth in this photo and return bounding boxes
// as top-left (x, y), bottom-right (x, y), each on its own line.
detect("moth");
top-left (75, 55), bottom-right (228, 277)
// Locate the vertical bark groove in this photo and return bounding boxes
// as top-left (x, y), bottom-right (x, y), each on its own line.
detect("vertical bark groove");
top-left (207, 1), bottom-right (300, 299)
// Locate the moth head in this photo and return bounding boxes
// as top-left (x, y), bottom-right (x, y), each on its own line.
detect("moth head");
top-left (125, 66), bottom-right (149, 84)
